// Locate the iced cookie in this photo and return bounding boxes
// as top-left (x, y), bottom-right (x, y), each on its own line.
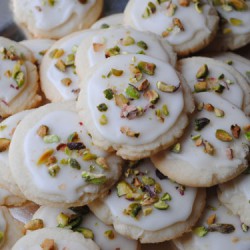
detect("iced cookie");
top-left (12, 227), bottom-right (100, 250)
top-left (20, 39), bottom-right (55, 66)
top-left (89, 159), bottom-right (206, 243)
top-left (152, 92), bottom-right (250, 187)
top-left (0, 206), bottom-right (24, 250)
top-left (0, 37), bottom-right (42, 118)
top-left (77, 54), bottom-right (194, 160)
top-left (91, 13), bottom-right (124, 29)
top-left (40, 30), bottom-right (96, 102)
top-left (12, 0), bottom-right (103, 39)
top-left (75, 26), bottom-right (176, 80)
top-left (174, 189), bottom-right (250, 250)
top-left (178, 57), bottom-right (250, 115)
top-left (0, 188), bottom-right (26, 207)
top-left (208, 0), bottom-right (250, 50)
top-left (9, 102), bottom-right (122, 207)
top-left (124, 0), bottom-right (219, 56)
top-left (218, 173), bottom-right (250, 226)
top-left (30, 206), bottom-right (139, 250)
top-left (0, 110), bottom-right (30, 198)
top-left (210, 52), bottom-right (250, 85)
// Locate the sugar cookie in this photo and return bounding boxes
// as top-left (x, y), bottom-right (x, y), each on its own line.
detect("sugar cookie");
top-left (91, 13), bottom-right (124, 29)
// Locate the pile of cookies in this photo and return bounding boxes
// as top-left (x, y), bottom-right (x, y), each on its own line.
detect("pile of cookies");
top-left (0, 0), bottom-right (250, 249)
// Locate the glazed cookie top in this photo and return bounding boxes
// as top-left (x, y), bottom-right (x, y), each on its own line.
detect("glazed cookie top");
top-left (79, 54), bottom-right (184, 146)
top-left (174, 191), bottom-right (250, 250)
top-left (124, 0), bottom-right (216, 46)
top-left (32, 206), bottom-right (138, 250)
top-left (98, 159), bottom-right (197, 231)
top-left (0, 209), bottom-right (7, 248)
top-left (15, 0), bottom-right (96, 32)
top-left (91, 13), bottom-right (124, 29)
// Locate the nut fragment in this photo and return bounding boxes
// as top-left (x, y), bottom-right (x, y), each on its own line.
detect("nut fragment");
top-left (0, 138), bottom-right (11, 152)
top-left (96, 157), bottom-right (109, 170)
top-left (207, 214), bottom-right (216, 225)
top-left (120, 126), bottom-right (140, 138)
top-left (216, 129), bottom-right (233, 142)
top-left (37, 125), bottom-right (49, 137)
top-left (178, 0), bottom-right (190, 6)
top-left (196, 64), bottom-right (209, 79)
top-left (173, 18), bottom-right (184, 31)
top-left (231, 124), bottom-right (241, 138)
top-left (93, 43), bottom-right (105, 52)
top-left (40, 239), bottom-right (56, 250)
top-left (37, 149), bottom-right (54, 165)
top-left (121, 36), bottom-right (135, 46)
top-left (143, 90), bottom-right (160, 104)
top-left (25, 219), bottom-right (44, 231)
top-left (194, 81), bottom-right (208, 92)
top-left (156, 81), bottom-right (179, 93)
top-left (137, 61), bottom-right (156, 75)
top-left (61, 78), bottom-right (72, 86)
top-left (228, 0), bottom-right (248, 10)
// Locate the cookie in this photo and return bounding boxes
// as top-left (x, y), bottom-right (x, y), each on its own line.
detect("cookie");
top-left (75, 26), bottom-right (176, 80)
top-left (12, 0), bottom-right (103, 39)
top-left (20, 39), bottom-right (55, 66)
top-left (77, 54), bottom-right (194, 160)
top-left (40, 30), bottom-right (96, 102)
top-left (124, 0), bottom-right (219, 56)
top-left (0, 188), bottom-right (26, 207)
top-left (12, 227), bottom-right (100, 250)
top-left (31, 206), bottom-right (139, 250)
top-left (91, 13), bottom-right (124, 29)
top-left (174, 189), bottom-right (250, 250)
top-left (89, 159), bottom-right (206, 243)
top-left (0, 206), bottom-right (24, 250)
top-left (218, 173), bottom-right (250, 226)
top-left (0, 37), bottom-right (42, 118)
top-left (0, 110), bottom-right (30, 198)
top-left (177, 57), bottom-right (250, 115)
top-left (151, 92), bottom-right (250, 187)
top-left (9, 101), bottom-right (122, 207)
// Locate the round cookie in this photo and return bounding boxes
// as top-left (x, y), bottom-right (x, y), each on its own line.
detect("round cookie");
top-left (77, 54), bottom-right (194, 160)
top-left (0, 110), bottom-right (30, 198)
top-left (31, 206), bottom-right (140, 250)
top-left (75, 26), bottom-right (176, 80)
top-left (40, 30), bottom-right (96, 102)
top-left (124, 0), bottom-right (219, 56)
top-left (89, 159), bottom-right (206, 243)
top-left (174, 189), bottom-right (250, 250)
top-left (151, 92), bottom-right (250, 187)
top-left (0, 37), bottom-right (42, 118)
top-left (12, 227), bottom-right (100, 250)
top-left (20, 39), bottom-right (55, 66)
top-left (0, 188), bottom-right (26, 207)
top-left (208, 0), bottom-right (250, 51)
top-left (0, 206), bottom-right (24, 250)
top-left (9, 101), bottom-right (122, 207)
top-left (12, 0), bottom-right (103, 39)
top-left (91, 13), bottom-right (124, 29)
top-left (218, 173), bottom-right (250, 226)
top-left (177, 57), bottom-right (250, 115)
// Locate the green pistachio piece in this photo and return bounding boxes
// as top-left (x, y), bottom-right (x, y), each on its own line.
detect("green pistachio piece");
top-left (96, 157), bottom-right (109, 170)
top-left (191, 134), bottom-right (201, 140)
top-left (111, 68), bottom-right (123, 76)
top-left (82, 171), bottom-right (107, 184)
top-left (125, 85), bottom-right (140, 100)
top-left (142, 2), bottom-right (156, 18)
top-left (154, 200), bottom-right (169, 210)
top-left (194, 81), bottom-right (208, 92)
top-left (37, 149), bottom-right (54, 165)
top-left (230, 18), bottom-right (243, 26)
top-left (124, 203), bottom-right (142, 218)
top-left (61, 78), bottom-right (72, 86)
top-left (194, 226), bottom-right (208, 237)
top-left (170, 143), bottom-right (181, 153)
top-left (105, 46), bottom-right (120, 58)
top-left (162, 104), bottom-right (169, 116)
top-left (194, 118), bottom-right (210, 131)
top-left (117, 181), bottom-right (133, 197)
top-left (104, 230), bottom-right (115, 240)
top-left (43, 134), bottom-right (60, 144)
top-left (99, 114), bottom-right (108, 125)
top-left (114, 94), bottom-right (129, 107)
top-left (65, 54), bottom-right (75, 66)
top-left (15, 71), bottom-right (25, 88)
top-left (75, 227), bottom-right (94, 239)
top-left (143, 207), bottom-right (153, 216)
top-left (48, 164), bottom-right (60, 177)
top-left (216, 129), bottom-right (233, 142)
top-left (246, 71), bottom-right (250, 79)
top-left (214, 108), bottom-right (225, 117)
top-left (157, 0), bottom-right (168, 3)
top-left (97, 103), bottom-right (108, 112)
top-left (161, 193), bottom-right (172, 201)
top-left (195, 2), bottom-right (203, 13)
top-left (137, 41), bottom-right (148, 50)
top-left (208, 223), bottom-right (235, 234)
top-left (137, 79), bottom-right (150, 91)
top-left (144, 90), bottom-right (160, 104)
top-left (213, 84), bottom-right (225, 93)
top-left (137, 50), bottom-right (145, 55)
top-left (156, 81), bottom-right (179, 93)
top-left (121, 36), bottom-right (135, 46)
top-left (103, 88), bottom-right (114, 100)
top-left (100, 23), bottom-right (110, 29)
top-left (196, 64), bottom-right (209, 79)
top-left (57, 213), bottom-right (70, 227)
top-left (245, 132), bottom-right (250, 141)
top-left (142, 176), bottom-right (155, 186)
top-left (49, 49), bottom-right (64, 59)
top-left (24, 219), bottom-right (44, 231)
top-left (120, 126), bottom-right (140, 138)
top-left (228, 0), bottom-right (248, 10)
top-left (69, 158), bottom-right (81, 170)
top-left (55, 59), bottom-right (66, 72)
top-left (0, 138), bottom-right (11, 152)
top-left (67, 132), bottom-right (78, 142)
top-left (0, 126), bottom-right (6, 131)
top-left (82, 150), bottom-right (97, 161)
top-left (0, 231), bottom-right (4, 243)
top-left (48, 0), bottom-right (56, 6)
top-left (241, 223), bottom-right (249, 232)
top-left (137, 61), bottom-right (156, 75)
top-left (60, 158), bottom-right (68, 165)
top-left (203, 140), bottom-right (215, 155)
top-left (126, 192), bottom-right (143, 201)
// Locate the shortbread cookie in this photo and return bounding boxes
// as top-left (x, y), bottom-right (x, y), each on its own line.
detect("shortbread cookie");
top-left (152, 92), bottom-right (250, 187)
top-left (40, 30), bottom-right (96, 102)
top-left (0, 110), bottom-right (30, 198)
top-left (178, 57), bottom-right (250, 115)
top-left (12, 0), bottom-right (103, 39)
top-left (91, 13), bottom-right (124, 29)
top-left (0, 206), bottom-right (24, 250)
top-left (9, 102), bottom-right (122, 207)
top-left (0, 37), bottom-right (41, 118)
top-left (31, 206), bottom-right (139, 250)
top-left (89, 159), bottom-right (206, 243)
top-left (174, 189), bottom-right (250, 250)
top-left (0, 188), bottom-right (26, 207)
top-left (77, 54), bottom-right (194, 160)
top-left (20, 39), bottom-right (55, 66)
top-left (210, 52), bottom-right (250, 85)
top-left (124, 0), bottom-right (219, 56)
top-left (218, 173), bottom-right (250, 226)
top-left (75, 26), bottom-right (176, 80)
top-left (12, 227), bottom-right (100, 250)
top-left (208, 0), bottom-right (250, 50)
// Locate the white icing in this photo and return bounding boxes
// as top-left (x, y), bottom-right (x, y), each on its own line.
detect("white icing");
top-left (180, 58), bottom-right (244, 109)
top-left (88, 27), bottom-right (172, 66)
top-left (0, 210), bottom-right (6, 247)
top-left (128, 0), bottom-right (212, 45)
top-left (33, 206), bottom-right (138, 250)
top-left (165, 92), bottom-right (249, 170)
top-left (87, 54), bottom-right (184, 146)
top-left (91, 13), bottom-right (123, 29)
top-left (104, 159), bottom-right (197, 231)
top-left (47, 31), bottom-right (95, 100)
top-left (17, 0), bottom-right (96, 31)
top-left (23, 110), bottom-right (114, 203)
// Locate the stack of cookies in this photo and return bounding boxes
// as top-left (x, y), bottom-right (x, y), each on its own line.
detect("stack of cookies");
top-left (0, 0), bottom-right (249, 249)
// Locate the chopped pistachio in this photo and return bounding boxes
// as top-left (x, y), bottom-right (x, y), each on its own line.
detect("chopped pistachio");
top-left (207, 214), bottom-right (216, 225)
top-left (208, 223), bottom-right (235, 234)
top-left (191, 134), bottom-right (201, 141)
top-left (0, 125), bottom-right (7, 131)
top-left (0, 231), bottom-right (4, 243)
top-left (97, 103), bottom-right (108, 112)
top-left (65, 54), bottom-right (75, 66)
top-left (57, 213), bottom-right (69, 227)
top-left (143, 207), bottom-right (153, 216)
top-left (137, 61), bottom-right (156, 75)
top-left (194, 226), bottom-right (208, 237)
top-left (245, 132), bottom-right (250, 141)
top-left (0, 138), bottom-right (11, 152)
top-left (214, 108), bottom-right (224, 117)
top-left (136, 79), bottom-right (149, 91)
top-left (111, 68), bottom-right (123, 76)
top-left (195, 2), bottom-right (203, 13)
top-left (104, 230), bottom-right (115, 240)
top-left (230, 124), bottom-right (241, 138)
top-left (228, 0), bottom-right (248, 10)
top-left (114, 94), bottom-right (129, 107)
top-left (142, 2), bottom-right (156, 18)
top-left (173, 18), bottom-right (184, 31)
top-left (117, 181), bottom-right (133, 197)
top-left (162, 104), bottom-right (169, 116)
top-left (154, 182), bottom-right (162, 193)
top-left (156, 81), bottom-right (179, 93)
top-left (43, 134), bottom-right (60, 144)
top-left (194, 81), bottom-right (208, 92)
top-left (223, 28), bottom-right (232, 34)
top-left (105, 46), bottom-right (120, 58)
top-left (161, 193), bottom-right (172, 201)
top-left (76, 228), bottom-right (94, 239)
top-left (230, 18), bottom-right (243, 26)
top-left (166, 3), bottom-right (177, 17)
top-left (67, 132), bottom-right (79, 142)
top-left (194, 118), bottom-right (210, 131)
top-left (120, 126), bottom-right (140, 138)
top-left (218, 73), bottom-right (224, 80)
top-left (61, 78), bottom-right (72, 86)
top-left (24, 219), bottom-right (44, 231)
top-left (124, 203), bottom-right (142, 218)
top-left (170, 143), bottom-right (181, 153)
top-left (246, 71), bottom-right (250, 79)
top-left (197, 102), bottom-right (204, 111)
top-left (37, 149), bottom-right (54, 165)
top-left (40, 239), bottom-right (56, 250)
top-left (204, 103), bottom-right (214, 112)
top-left (137, 41), bottom-right (148, 50)
top-left (37, 125), bottom-right (49, 138)
top-left (48, 164), bottom-right (60, 177)
top-left (82, 171), bottom-right (107, 184)
top-left (14, 70), bottom-right (25, 88)
top-left (196, 64), bottom-right (209, 79)
top-left (49, 49), bottom-right (64, 59)
top-left (241, 223), bottom-right (249, 232)
top-left (48, 0), bottom-right (55, 6)
top-left (143, 90), bottom-right (160, 104)
top-left (216, 129), bottom-right (233, 142)
top-left (142, 176), bottom-right (155, 186)
top-left (103, 88), bottom-right (114, 100)
top-left (96, 157), bottom-right (109, 170)
top-left (195, 138), bottom-right (203, 147)
top-left (69, 158), bottom-right (81, 170)
top-left (55, 59), bottom-right (66, 72)
top-left (154, 200), bottom-right (169, 210)
top-left (82, 150), bottom-right (97, 161)
top-left (204, 140), bottom-right (215, 155)
top-left (178, 0), bottom-right (190, 6)
top-left (99, 114), bottom-right (108, 125)
top-left (121, 36), bottom-right (135, 46)
top-left (100, 23), bottom-right (109, 29)
top-left (125, 85), bottom-right (140, 100)
top-left (213, 84), bottom-right (225, 93)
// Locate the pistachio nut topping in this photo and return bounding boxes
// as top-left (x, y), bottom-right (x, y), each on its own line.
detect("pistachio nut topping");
top-left (0, 210), bottom-right (6, 247)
